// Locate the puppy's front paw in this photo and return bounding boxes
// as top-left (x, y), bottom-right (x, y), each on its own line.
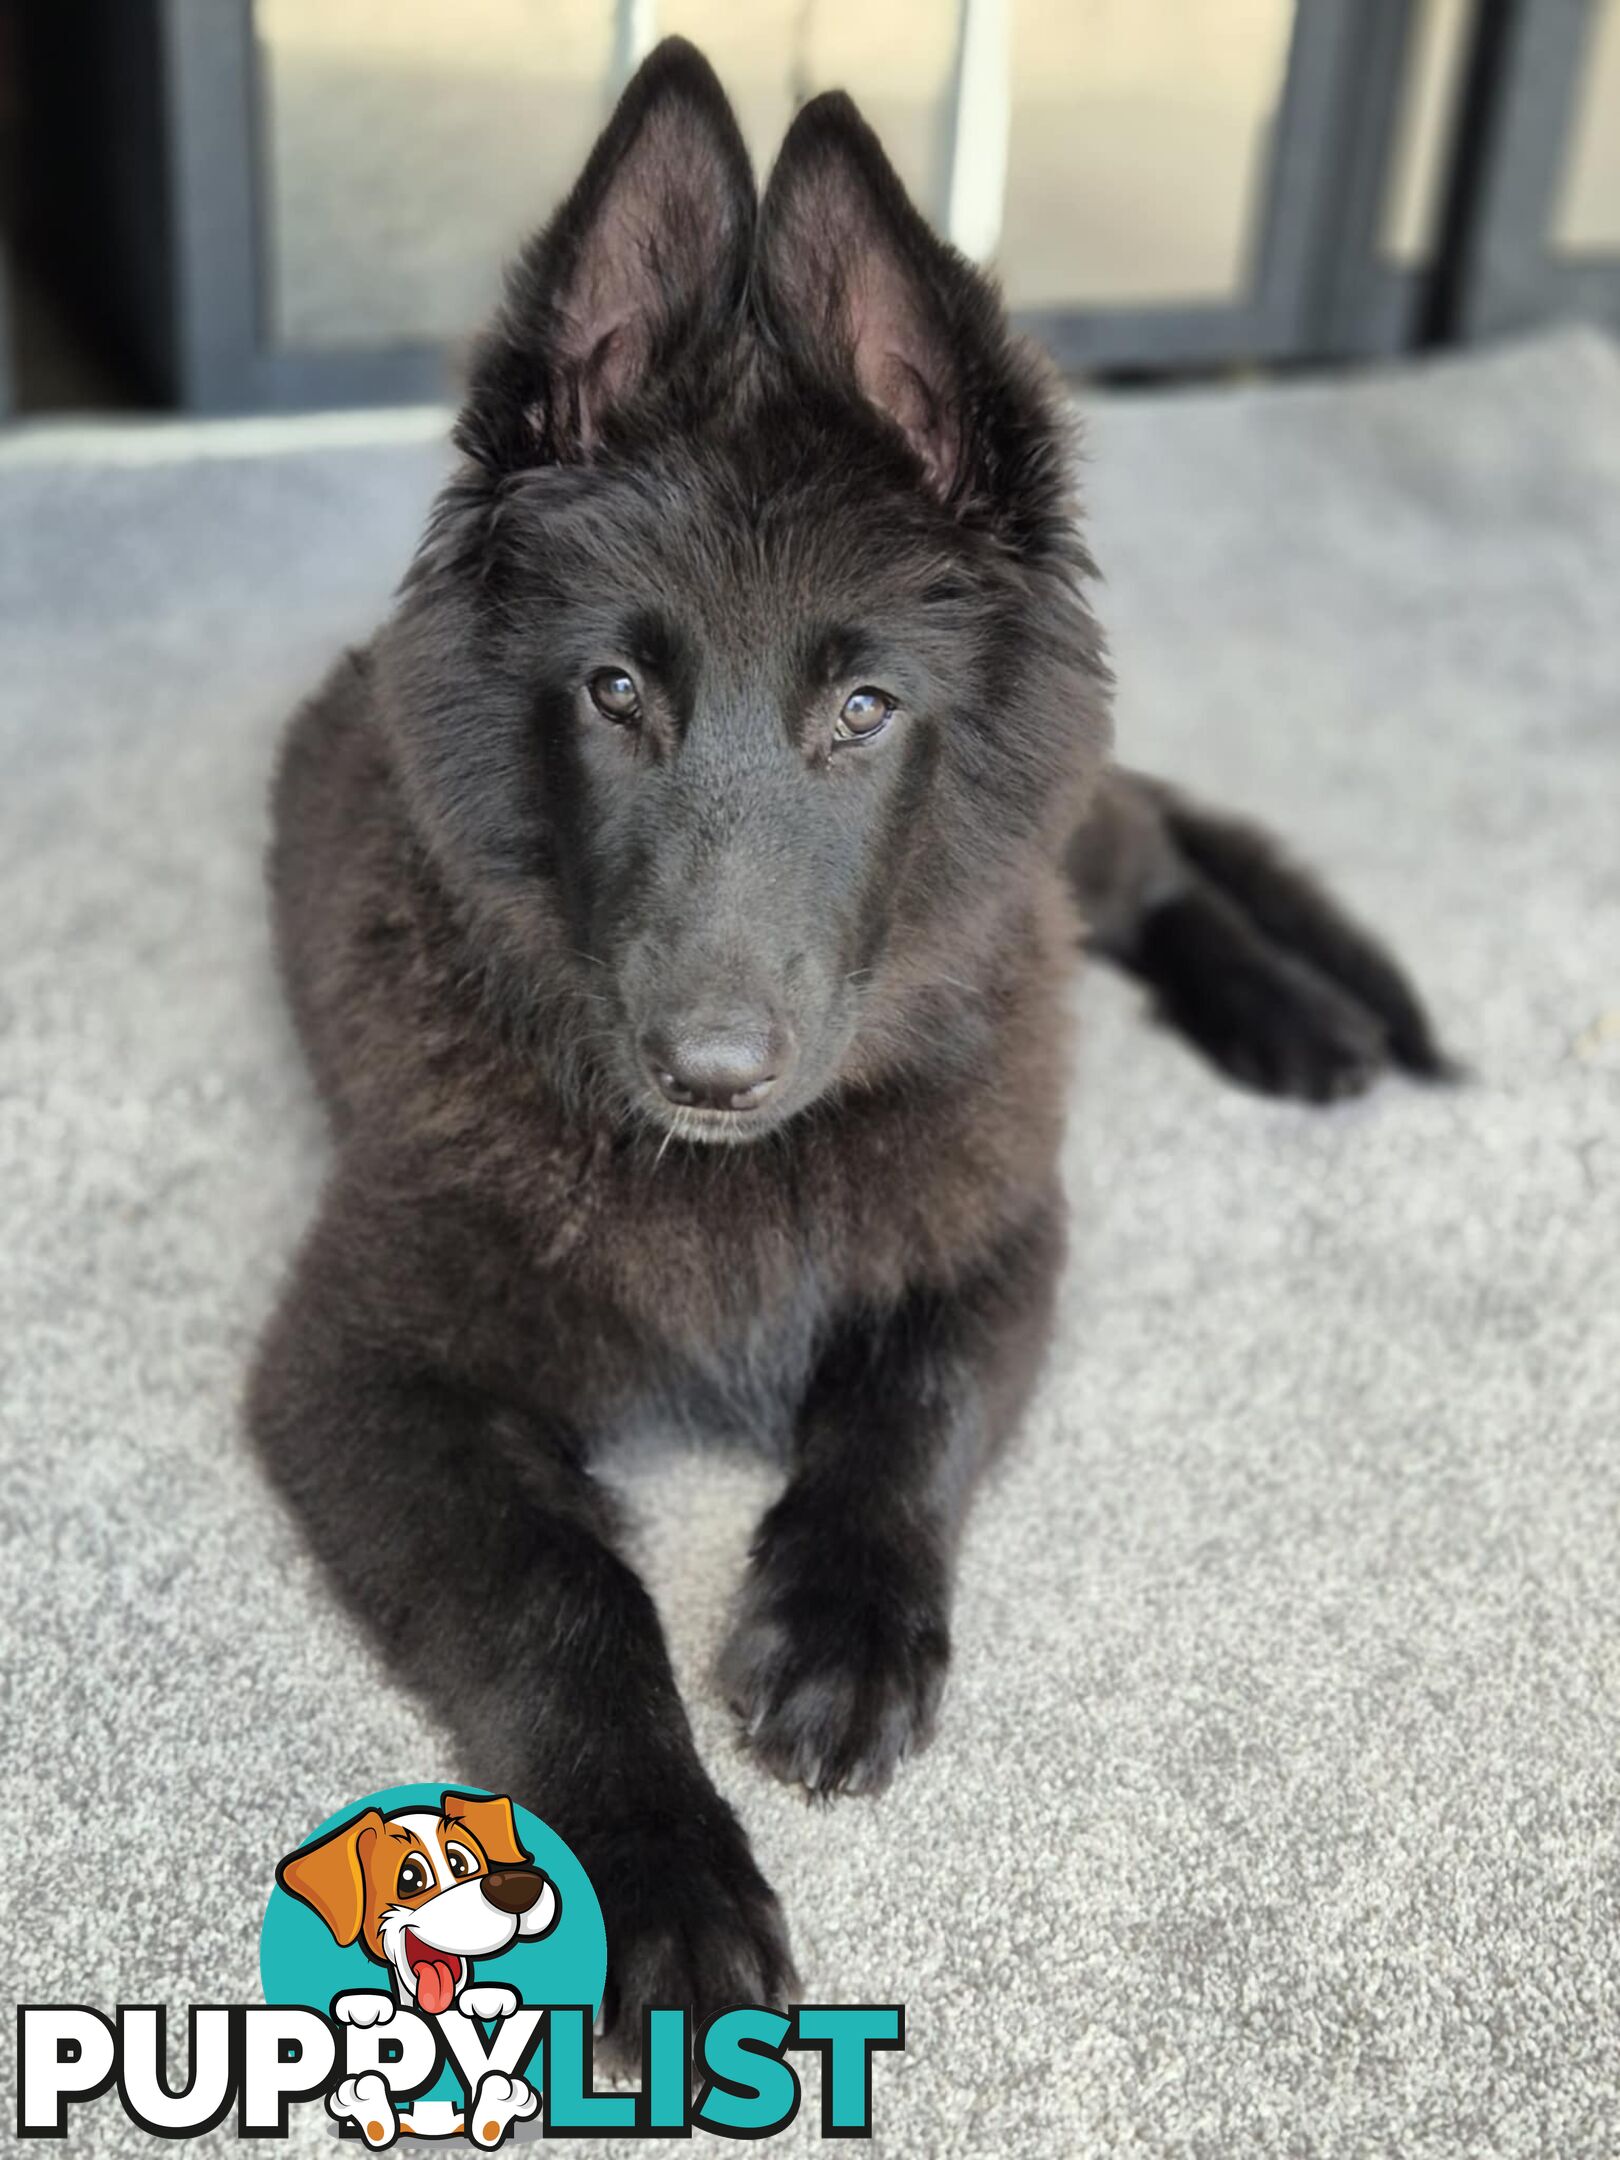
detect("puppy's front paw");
top-left (460, 1983), bottom-right (521, 2021)
top-left (720, 1512), bottom-right (949, 1798)
top-left (587, 1805), bottom-right (796, 2075)
top-left (332, 1991), bottom-right (397, 2029)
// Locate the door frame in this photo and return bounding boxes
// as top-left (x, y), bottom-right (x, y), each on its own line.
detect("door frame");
top-left (120, 0), bottom-right (1492, 409)
top-left (1443, 0), bottom-right (1620, 342)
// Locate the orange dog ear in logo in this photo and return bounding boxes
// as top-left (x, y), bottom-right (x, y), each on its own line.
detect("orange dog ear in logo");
top-left (276, 1807), bottom-right (386, 1947)
top-left (442, 1791), bottom-right (529, 1870)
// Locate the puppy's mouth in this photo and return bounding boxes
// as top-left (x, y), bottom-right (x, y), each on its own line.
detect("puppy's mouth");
top-left (403, 1929), bottom-right (465, 2015)
top-left (637, 1093), bottom-right (788, 1148)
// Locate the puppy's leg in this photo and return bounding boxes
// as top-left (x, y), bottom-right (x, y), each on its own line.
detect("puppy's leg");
top-left (1073, 767), bottom-right (1451, 1099)
top-left (250, 1178), bottom-right (794, 2060)
top-left (720, 1199), bottom-right (1063, 1799)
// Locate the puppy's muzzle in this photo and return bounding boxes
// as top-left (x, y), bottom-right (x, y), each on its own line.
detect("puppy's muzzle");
top-left (482, 1868), bottom-right (548, 1916)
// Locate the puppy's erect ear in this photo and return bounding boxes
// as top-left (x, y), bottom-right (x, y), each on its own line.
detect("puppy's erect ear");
top-left (276, 1808), bottom-right (385, 1948)
top-left (756, 90), bottom-right (1064, 533)
top-left (443, 1791), bottom-right (531, 1871)
top-left (459, 37), bottom-right (754, 471)
top-left (756, 92), bottom-right (971, 501)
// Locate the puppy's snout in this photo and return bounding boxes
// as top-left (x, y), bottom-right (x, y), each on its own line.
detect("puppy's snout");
top-left (640, 1010), bottom-right (797, 1113)
top-left (482, 1867), bottom-right (547, 1915)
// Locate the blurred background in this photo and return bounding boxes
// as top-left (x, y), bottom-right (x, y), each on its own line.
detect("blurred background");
top-left (1, 0), bottom-right (1619, 419)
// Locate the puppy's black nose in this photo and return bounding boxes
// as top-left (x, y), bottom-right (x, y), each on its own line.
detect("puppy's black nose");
top-left (641, 1016), bottom-right (792, 1112)
top-left (482, 1868), bottom-right (547, 1915)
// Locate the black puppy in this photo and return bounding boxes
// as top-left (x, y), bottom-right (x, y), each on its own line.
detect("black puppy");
top-left (251, 40), bottom-right (1444, 2049)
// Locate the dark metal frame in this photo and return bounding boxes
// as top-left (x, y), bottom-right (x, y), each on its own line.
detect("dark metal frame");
top-left (167, 0), bottom-right (1483, 405)
top-left (1018, 0), bottom-right (1436, 371)
top-left (33, 0), bottom-right (1537, 411)
top-left (161, 0), bottom-right (449, 411)
top-left (1313, 0), bottom-right (1455, 359)
top-left (1442, 0), bottom-right (1620, 342)
top-left (0, 245), bottom-right (11, 420)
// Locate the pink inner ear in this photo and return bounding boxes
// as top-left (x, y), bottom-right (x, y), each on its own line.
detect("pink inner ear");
top-left (776, 187), bottom-right (962, 502)
top-left (557, 197), bottom-right (658, 453)
top-left (549, 109), bottom-right (741, 455)
top-left (844, 253), bottom-right (961, 500)
top-left (865, 347), bottom-right (960, 498)
top-left (570, 318), bottom-right (652, 455)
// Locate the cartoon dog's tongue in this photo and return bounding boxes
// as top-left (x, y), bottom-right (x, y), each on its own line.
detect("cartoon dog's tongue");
top-left (405, 1931), bottom-right (461, 2015)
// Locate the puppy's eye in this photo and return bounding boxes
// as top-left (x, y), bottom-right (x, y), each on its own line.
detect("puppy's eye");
top-left (588, 668), bottom-right (641, 723)
top-left (445, 1843), bottom-right (478, 1880)
top-left (834, 687), bottom-right (894, 746)
top-left (397, 1855), bottom-right (432, 1898)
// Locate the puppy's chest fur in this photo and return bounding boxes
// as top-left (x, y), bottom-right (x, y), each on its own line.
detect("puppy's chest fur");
top-left (438, 1043), bottom-right (1064, 1438)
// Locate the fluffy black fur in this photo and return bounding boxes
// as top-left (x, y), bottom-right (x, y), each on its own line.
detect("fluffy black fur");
top-left (1073, 770), bottom-right (1454, 1099)
top-left (249, 40), bottom-right (1446, 2055)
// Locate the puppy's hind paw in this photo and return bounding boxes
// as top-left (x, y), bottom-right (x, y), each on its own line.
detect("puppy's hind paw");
top-left (1188, 953), bottom-right (1388, 1103)
top-left (467, 2070), bottom-right (538, 2148)
top-left (329, 2072), bottom-right (398, 2148)
top-left (1138, 787), bottom-right (1457, 1090)
top-left (1139, 893), bottom-right (1393, 1104)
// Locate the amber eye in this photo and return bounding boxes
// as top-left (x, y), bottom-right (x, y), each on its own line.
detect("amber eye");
top-left (397, 1854), bottom-right (432, 1899)
top-left (588, 668), bottom-right (641, 723)
top-left (834, 687), bottom-right (894, 746)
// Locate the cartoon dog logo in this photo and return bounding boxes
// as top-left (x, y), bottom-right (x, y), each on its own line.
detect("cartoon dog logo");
top-left (277, 1789), bottom-right (558, 2145)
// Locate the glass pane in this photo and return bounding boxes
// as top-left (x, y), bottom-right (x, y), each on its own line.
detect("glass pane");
top-left (1551, 0), bottom-right (1620, 257)
top-left (257, 0), bottom-right (958, 354)
top-left (998, 0), bottom-right (1296, 311)
top-left (1380, 0), bottom-right (1474, 266)
top-left (257, 0), bottom-right (614, 351)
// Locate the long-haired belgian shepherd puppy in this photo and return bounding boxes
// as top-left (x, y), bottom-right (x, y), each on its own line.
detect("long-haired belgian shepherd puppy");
top-left (251, 40), bottom-right (1445, 2047)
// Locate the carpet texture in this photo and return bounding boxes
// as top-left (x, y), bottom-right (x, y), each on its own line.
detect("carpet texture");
top-left (2, 330), bottom-right (1618, 2156)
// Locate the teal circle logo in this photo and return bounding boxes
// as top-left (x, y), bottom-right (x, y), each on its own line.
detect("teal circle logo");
top-left (260, 1783), bottom-right (606, 2120)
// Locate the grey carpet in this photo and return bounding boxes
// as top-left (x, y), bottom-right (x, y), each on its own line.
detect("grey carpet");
top-left (3, 329), bottom-right (1618, 2157)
